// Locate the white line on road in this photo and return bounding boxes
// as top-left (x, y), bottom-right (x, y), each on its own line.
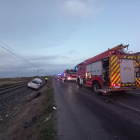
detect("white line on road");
top-left (117, 101), bottom-right (140, 113)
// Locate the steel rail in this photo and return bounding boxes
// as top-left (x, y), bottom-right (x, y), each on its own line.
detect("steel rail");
top-left (0, 83), bottom-right (27, 95)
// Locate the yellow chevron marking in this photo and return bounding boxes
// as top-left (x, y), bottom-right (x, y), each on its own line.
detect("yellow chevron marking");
top-left (136, 79), bottom-right (139, 83)
top-left (111, 62), bottom-right (118, 70)
top-left (113, 74), bottom-right (120, 84)
top-left (111, 64), bottom-right (119, 73)
top-left (111, 56), bottom-right (118, 65)
top-left (116, 76), bottom-right (121, 84)
top-left (111, 55), bottom-right (115, 61)
top-left (111, 72), bottom-right (117, 80)
top-left (111, 69), bottom-right (120, 81)
top-left (134, 60), bottom-right (138, 66)
top-left (111, 67), bottom-right (120, 77)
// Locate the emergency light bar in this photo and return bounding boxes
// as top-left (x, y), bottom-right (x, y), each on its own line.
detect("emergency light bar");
top-left (58, 74), bottom-right (62, 76)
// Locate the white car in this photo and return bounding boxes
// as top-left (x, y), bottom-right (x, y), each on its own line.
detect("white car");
top-left (27, 78), bottom-right (42, 89)
top-left (34, 78), bottom-right (42, 84)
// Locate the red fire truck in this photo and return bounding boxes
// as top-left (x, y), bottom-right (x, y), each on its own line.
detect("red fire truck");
top-left (63, 69), bottom-right (77, 82)
top-left (75, 44), bottom-right (140, 95)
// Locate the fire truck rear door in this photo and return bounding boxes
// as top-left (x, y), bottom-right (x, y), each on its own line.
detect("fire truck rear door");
top-left (120, 59), bottom-right (135, 83)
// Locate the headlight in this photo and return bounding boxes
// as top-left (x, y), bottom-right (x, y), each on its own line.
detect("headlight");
top-left (68, 77), bottom-right (70, 80)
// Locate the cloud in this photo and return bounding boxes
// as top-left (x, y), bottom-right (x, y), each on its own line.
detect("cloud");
top-left (71, 57), bottom-right (87, 61)
top-left (0, 60), bottom-right (75, 78)
top-left (58, 0), bottom-right (103, 20)
top-left (28, 55), bottom-right (59, 61)
top-left (27, 55), bottom-right (69, 61)
top-left (0, 0), bottom-right (104, 78)
top-left (67, 50), bottom-right (77, 54)
top-left (0, 53), bottom-right (71, 72)
top-left (60, 56), bottom-right (69, 59)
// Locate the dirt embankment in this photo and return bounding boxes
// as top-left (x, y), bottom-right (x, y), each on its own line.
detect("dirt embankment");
top-left (0, 77), bottom-right (55, 140)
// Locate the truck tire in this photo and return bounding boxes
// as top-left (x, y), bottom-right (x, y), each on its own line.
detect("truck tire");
top-left (92, 81), bottom-right (101, 95)
top-left (77, 78), bottom-right (82, 87)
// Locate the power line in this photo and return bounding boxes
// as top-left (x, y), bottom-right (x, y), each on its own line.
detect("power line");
top-left (0, 40), bottom-right (39, 68)
top-left (0, 40), bottom-right (26, 60)
top-left (0, 44), bottom-right (38, 68)
top-left (0, 56), bottom-right (38, 76)
top-left (0, 57), bottom-right (33, 68)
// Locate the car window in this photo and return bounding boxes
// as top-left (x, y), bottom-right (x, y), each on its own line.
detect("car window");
top-left (32, 80), bottom-right (39, 84)
top-left (34, 78), bottom-right (42, 83)
top-left (81, 64), bottom-right (83, 71)
top-left (75, 66), bottom-right (78, 71)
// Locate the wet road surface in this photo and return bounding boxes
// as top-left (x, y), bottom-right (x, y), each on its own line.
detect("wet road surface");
top-left (53, 78), bottom-right (140, 140)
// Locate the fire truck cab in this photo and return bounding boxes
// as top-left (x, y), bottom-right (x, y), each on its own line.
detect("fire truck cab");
top-left (75, 44), bottom-right (140, 95)
top-left (63, 69), bottom-right (77, 82)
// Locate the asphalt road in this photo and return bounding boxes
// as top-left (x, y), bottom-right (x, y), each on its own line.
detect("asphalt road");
top-left (53, 78), bottom-right (140, 140)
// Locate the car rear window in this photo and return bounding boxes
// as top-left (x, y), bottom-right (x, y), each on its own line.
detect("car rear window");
top-left (32, 80), bottom-right (39, 84)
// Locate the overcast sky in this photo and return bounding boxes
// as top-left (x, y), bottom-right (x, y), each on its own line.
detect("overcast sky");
top-left (0, 0), bottom-right (140, 78)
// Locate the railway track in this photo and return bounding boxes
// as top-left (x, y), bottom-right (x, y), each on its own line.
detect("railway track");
top-left (0, 84), bottom-right (31, 115)
top-left (0, 83), bottom-right (27, 95)
top-left (0, 81), bottom-right (46, 117)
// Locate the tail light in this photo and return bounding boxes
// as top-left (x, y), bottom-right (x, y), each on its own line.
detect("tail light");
top-left (112, 83), bottom-right (121, 88)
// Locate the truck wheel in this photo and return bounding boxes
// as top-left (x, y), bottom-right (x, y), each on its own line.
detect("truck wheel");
top-left (92, 81), bottom-right (101, 95)
top-left (77, 78), bottom-right (82, 87)
top-left (77, 78), bottom-right (80, 85)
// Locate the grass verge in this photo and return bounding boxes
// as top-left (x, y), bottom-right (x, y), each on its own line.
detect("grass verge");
top-left (39, 87), bottom-right (55, 140)
top-left (26, 77), bottom-right (55, 140)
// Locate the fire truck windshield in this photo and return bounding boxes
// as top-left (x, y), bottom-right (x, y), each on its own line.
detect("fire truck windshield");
top-left (66, 70), bottom-right (77, 74)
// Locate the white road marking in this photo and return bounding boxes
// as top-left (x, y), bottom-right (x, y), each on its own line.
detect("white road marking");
top-left (117, 101), bottom-right (140, 113)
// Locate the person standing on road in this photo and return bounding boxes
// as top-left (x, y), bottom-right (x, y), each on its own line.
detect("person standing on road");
top-left (45, 77), bottom-right (48, 84)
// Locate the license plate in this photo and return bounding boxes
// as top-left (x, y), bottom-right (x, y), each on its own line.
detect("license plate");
top-left (113, 86), bottom-right (120, 89)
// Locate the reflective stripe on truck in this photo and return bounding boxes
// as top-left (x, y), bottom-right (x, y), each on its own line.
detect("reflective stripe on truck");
top-left (110, 55), bottom-right (121, 89)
